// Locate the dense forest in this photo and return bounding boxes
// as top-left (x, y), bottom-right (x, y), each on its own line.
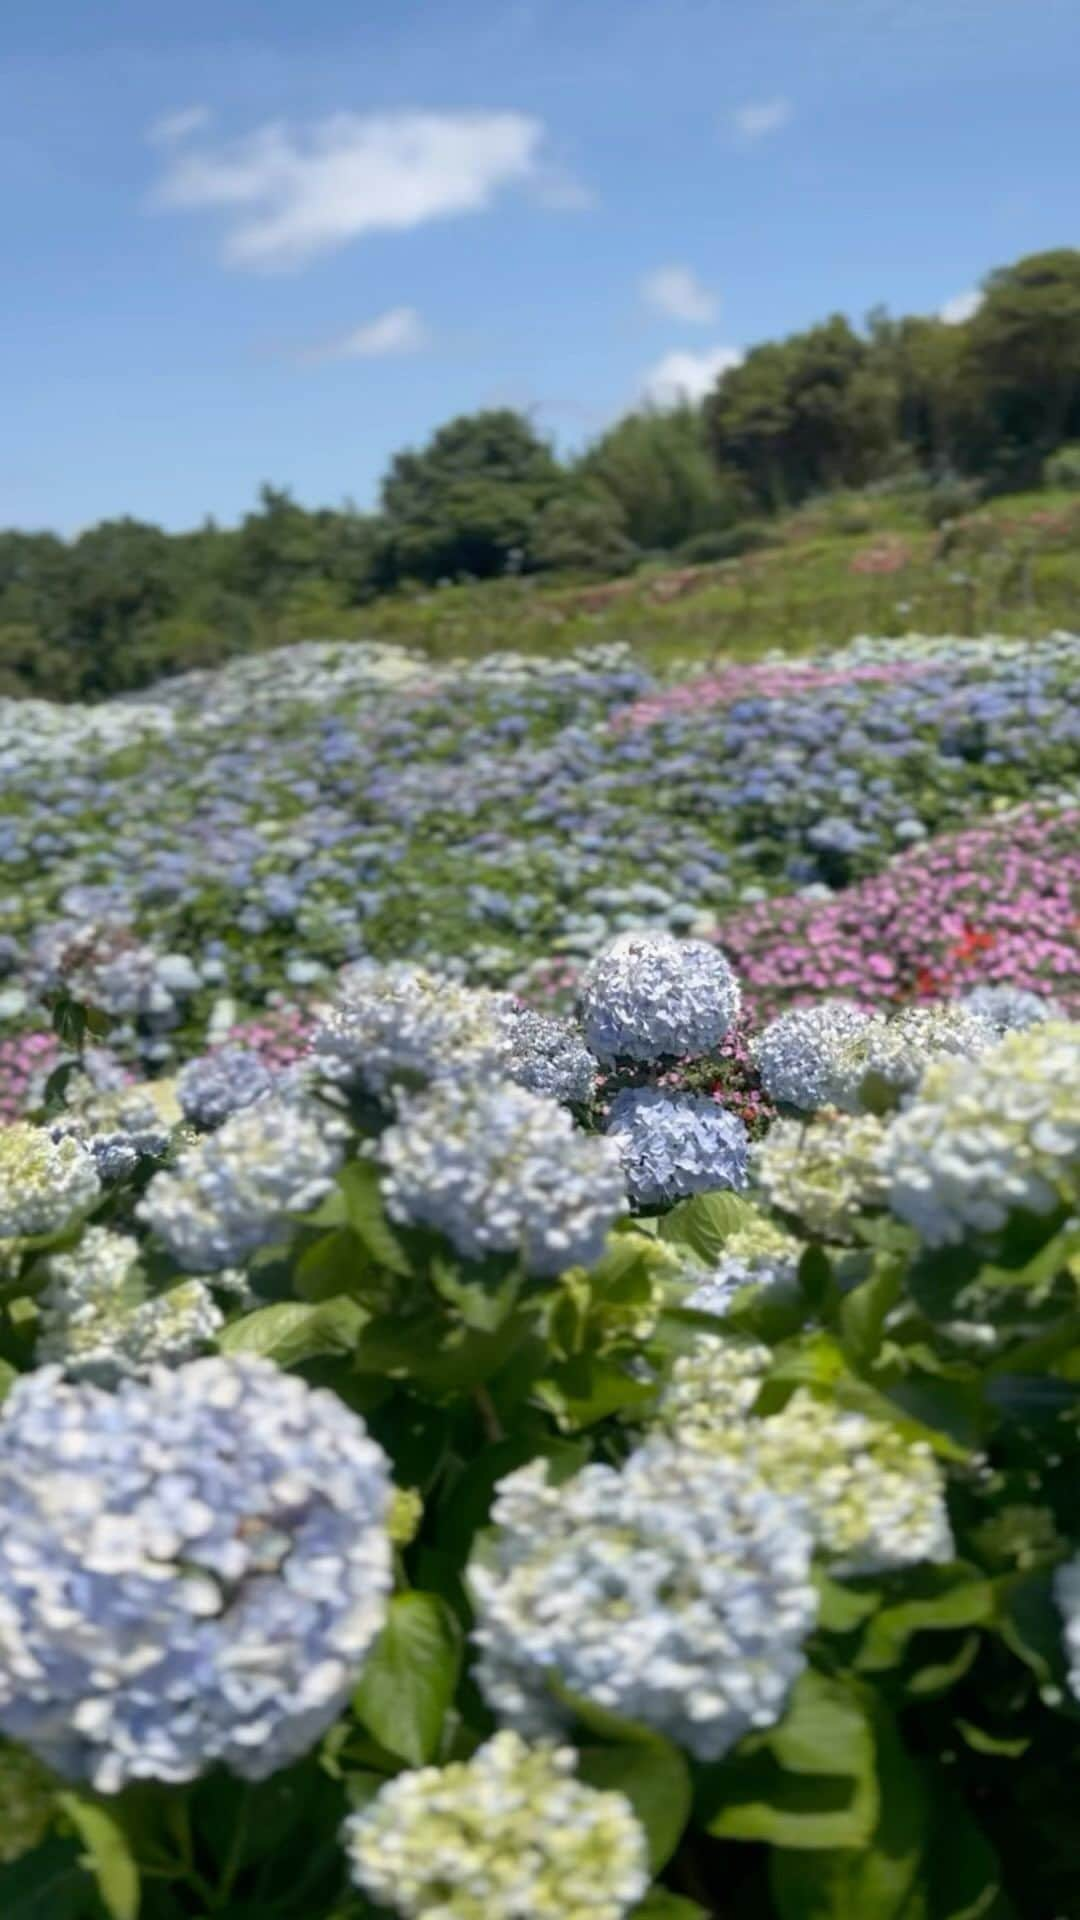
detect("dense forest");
top-left (5, 248), bottom-right (1080, 699)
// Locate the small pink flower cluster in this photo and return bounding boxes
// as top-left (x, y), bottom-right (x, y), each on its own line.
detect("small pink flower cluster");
top-left (612, 657), bottom-right (936, 731)
top-left (0, 1029), bottom-right (60, 1122)
top-left (713, 804), bottom-right (1080, 1022)
top-left (224, 1004), bottom-right (315, 1071)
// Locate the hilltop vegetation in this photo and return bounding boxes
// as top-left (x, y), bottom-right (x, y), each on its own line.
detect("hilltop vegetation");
top-left (4, 248), bottom-right (1080, 698)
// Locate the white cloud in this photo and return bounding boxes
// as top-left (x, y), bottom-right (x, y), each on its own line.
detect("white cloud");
top-left (148, 105), bottom-right (211, 147)
top-left (302, 306), bottom-right (429, 364)
top-left (640, 344), bottom-right (744, 407)
top-left (642, 264), bottom-right (717, 325)
top-left (151, 109), bottom-right (548, 271)
top-left (939, 288), bottom-right (983, 325)
top-left (731, 98), bottom-right (792, 141)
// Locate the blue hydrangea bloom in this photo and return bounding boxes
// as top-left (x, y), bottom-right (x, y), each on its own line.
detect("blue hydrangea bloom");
top-left (382, 1079), bottom-right (626, 1275)
top-left (176, 1047), bottom-right (274, 1130)
top-left (579, 933), bottom-right (741, 1065)
top-left (0, 1357), bottom-right (392, 1792)
top-left (960, 984), bottom-right (1065, 1036)
top-left (605, 1087), bottom-right (750, 1207)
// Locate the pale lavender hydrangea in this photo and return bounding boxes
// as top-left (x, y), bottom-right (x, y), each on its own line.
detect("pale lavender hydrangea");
top-left (605, 1088), bottom-right (749, 1208)
top-left (381, 1080), bottom-right (626, 1275)
top-left (471, 1438), bottom-right (816, 1761)
top-left (960, 984), bottom-right (1065, 1037)
top-left (177, 1048), bottom-right (274, 1130)
top-left (498, 1004), bottom-right (598, 1106)
top-left (579, 932), bottom-right (741, 1065)
top-left (137, 1098), bottom-right (345, 1270)
top-left (754, 1002), bottom-right (882, 1112)
top-left (311, 962), bottom-right (507, 1096)
top-left (0, 1357), bottom-right (392, 1792)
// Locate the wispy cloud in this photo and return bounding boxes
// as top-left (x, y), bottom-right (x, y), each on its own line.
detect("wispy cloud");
top-left (640, 344), bottom-right (743, 407)
top-left (149, 109), bottom-right (553, 271)
top-left (939, 288), bottom-right (983, 325)
top-left (147, 105), bottom-right (211, 148)
top-left (642, 264), bottom-right (717, 325)
top-left (301, 306), bottom-right (430, 364)
top-left (731, 98), bottom-right (792, 142)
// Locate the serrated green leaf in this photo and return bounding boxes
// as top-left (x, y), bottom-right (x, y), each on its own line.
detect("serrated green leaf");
top-left (353, 1593), bottom-right (462, 1766)
top-left (658, 1190), bottom-right (757, 1264)
top-left (218, 1297), bottom-right (365, 1366)
top-left (577, 1741), bottom-right (692, 1871)
top-left (55, 1796), bottom-right (139, 1920)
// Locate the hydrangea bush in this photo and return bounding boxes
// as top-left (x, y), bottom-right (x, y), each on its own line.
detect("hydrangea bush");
top-left (0, 633), bottom-right (1080, 1916)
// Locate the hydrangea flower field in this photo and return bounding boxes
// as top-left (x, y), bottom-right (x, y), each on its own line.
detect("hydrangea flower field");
top-left (0, 630), bottom-right (1079, 1919)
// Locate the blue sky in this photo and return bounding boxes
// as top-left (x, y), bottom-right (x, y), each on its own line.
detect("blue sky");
top-left (2, 0), bottom-right (1075, 534)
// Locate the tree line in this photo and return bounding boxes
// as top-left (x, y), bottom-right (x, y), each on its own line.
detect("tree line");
top-left (4, 248), bottom-right (1080, 699)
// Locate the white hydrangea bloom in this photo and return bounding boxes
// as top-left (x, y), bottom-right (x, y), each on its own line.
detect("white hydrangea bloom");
top-left (0, 1357), bottom-right (392, 1791)
top-left (882, 1022), bottom-right (1080, 1246)
top-left (312, 962), bottom-right (508, 1095)
top-left (754, 1002), bottom-right (883, 1112)
top-left (830, 1003), bottom-right (994, 1110)
top-left (579, 932), bottom-right (741, 1065)
top-left (0, 1124), bottom-right (100, 1240)
top-left (37, 1231), bottom-right (224, 1383)
top-left (471, 1439), bottom-right (816, 1761)
top-left (343, 1732), bottom-right (649, 1920)
top-left (754, 1111), bottom-right (890, 1242)
top-left (660, 1343), bottom-right (953, 1575)
top-left (137, 1097), bottom-right (345, 1269)
top-left (381, 1079), bottom-right (626, 1276)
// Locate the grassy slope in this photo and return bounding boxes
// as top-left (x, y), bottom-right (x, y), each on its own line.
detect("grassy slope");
top-left (304, 487), bottom-right (1080, 671)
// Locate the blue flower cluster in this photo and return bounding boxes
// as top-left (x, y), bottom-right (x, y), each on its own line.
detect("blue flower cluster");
top-left (605, 1087), bottom-right (750, 1207)
top-left (0, 1357), bottom-right (392, 1791)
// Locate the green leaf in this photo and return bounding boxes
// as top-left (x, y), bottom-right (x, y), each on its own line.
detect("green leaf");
top-left (50, 996), bottom-right (86, 1051)
top-left (294, 1228), bottom-right (370, 1303)
top-left (855, 1567), bottom-right (997, 1677)
top-left (814, 1572), bottom-right (881, 1635)
top-left (55, 1796), bottom-right (139, 1920)
top-left (340, 1162), bottom-right (411, 1275)
top-left (218, 1297), bottom-right (365, 1366)
top-left (658, 1190), bottom-right (756, 1264)
top-left (0, 1359), bottom-right (18, 1405)
top-left (798, 1244), bottom-right (837, 1316)
top-left (770, 1701), bottom-right (927, 1918)
top-left (353, 1593), bottom-right (462, 1766)
top-left (704, 1672), bottom-right (879, 1851)
top-left (998, 1569), bottom-right (1066, 1686)
top-left (0, 1838), bottom-right (100, 1919)
top-left (841, 1257), bottom-right (905, 1371)
top-left (922, 1777), bottom-right (1008, 1919)
top-left (630, 1894), bottom-right (707, 1920)
top-left (577, 1741), bottom-right (692, 1871)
